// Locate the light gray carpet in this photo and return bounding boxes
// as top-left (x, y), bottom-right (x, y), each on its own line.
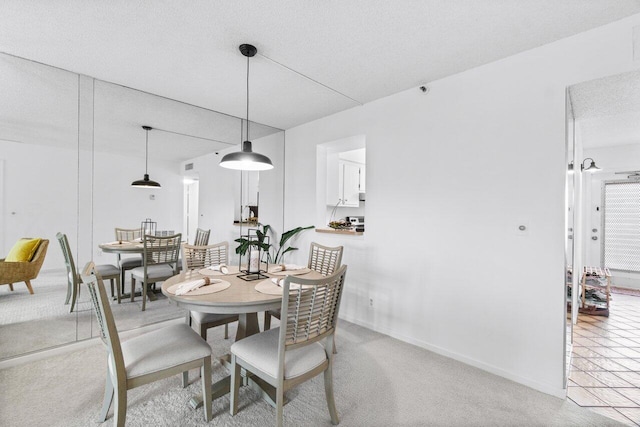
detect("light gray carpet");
top-left (0, 270), bottom-right (187, 359)
top-left (0, 320), bottom-right (623, 426)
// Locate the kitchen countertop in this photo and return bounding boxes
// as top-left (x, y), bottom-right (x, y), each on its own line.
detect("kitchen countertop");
top-left (316, 228), bottom-right (364, 236)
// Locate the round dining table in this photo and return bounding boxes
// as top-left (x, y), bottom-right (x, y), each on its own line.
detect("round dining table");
top-left (161, 268), bottom-right (285, 340)
top-left (98, 240), bottom-right (144, 254)
top-left (161, 266), bottom-right (323, 409)
top-left (99, 241), bottom-right (145, 298)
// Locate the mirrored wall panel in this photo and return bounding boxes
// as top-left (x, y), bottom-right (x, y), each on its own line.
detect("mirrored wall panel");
top-left (0, 51), bottom-right (285, 360)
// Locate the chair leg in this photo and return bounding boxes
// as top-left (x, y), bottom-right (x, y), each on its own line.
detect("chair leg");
top-left (110, 279), bottom-right (114, 298)
top-left (230, 355), bottom-right (241, 416)
top-left (120, 268), bottom-right (126, 294)
top-left (130, 278), bottom-right (136, 302)
top-left (202, 356), bottom-right (212, 422)
top-left (114, 277), bottom-right (121, 304)
top-left (64, 280), bottom-right (71, 304)
top-left (276, 385), bottom-right (285, 427)
top-left (264, 311), bottom-right (271, 331)
top-left (24, 280), bottom-right (34, 295)
top-left (324, 362), bottom-right (339, 425)
top-left (113, 379), bottom-right (127, 427)
top-left (98, 373), bottom-right (114, 422)
top-left (8, 283), bottom-right (14, 291)
top-left (333, 335), bottom-right (337, 355)
top-left (224, 323), bottom-right (229, 339)
top-left (141, 281), bottom-right (147, 311)
top-left (69, 280), bottom-right (78, 313)
top-left (182, 371), bottom-right (189, 388)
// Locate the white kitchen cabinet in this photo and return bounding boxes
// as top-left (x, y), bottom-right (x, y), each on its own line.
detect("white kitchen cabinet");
top-left (327, 157), bottom-right (363, 207)
top-left (341, 161), bottom-right (361, 207)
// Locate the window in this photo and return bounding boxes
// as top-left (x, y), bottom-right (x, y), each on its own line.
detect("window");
top-left (603, 181), bottom-right (640, 272)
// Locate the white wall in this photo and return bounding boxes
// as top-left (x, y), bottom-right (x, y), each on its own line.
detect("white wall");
top-left (281, 14), bottom-right (640, 397)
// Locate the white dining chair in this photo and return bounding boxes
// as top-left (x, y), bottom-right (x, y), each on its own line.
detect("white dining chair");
top-left (114, 227), bottom-right (143, 291)
top-left (57, 232), bottom-right (121, 311)
top-left (130, 233), bottom-right (181, 311)
top-left (81, 262), bottom-right (212, 427)
top-left (264, 242), bottom-right (343, 331)
top-left (182, 241), bottom-right (238, 339)
top-left (230, 265), bottom-right (348, 427)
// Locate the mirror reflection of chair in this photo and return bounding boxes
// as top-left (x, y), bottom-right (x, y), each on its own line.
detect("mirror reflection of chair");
top-left (264, 242), bottom-right (344, 330)
top-left (81, 262), bottom-right (212, 426)
top-left (114, 227), bottom-right (143, 293)
top-left (57, 232), bottom-right (121, 312)
top-left (0, 238), bottom-right (49, 294)
top-left (182, 241), bottom-right (238, 340)
top-left (130, 233), bottom-right (181, 311)
top-left (230, 265), bottom-right (348, 427)
top-left (193, 228), bottom-right (211, 246)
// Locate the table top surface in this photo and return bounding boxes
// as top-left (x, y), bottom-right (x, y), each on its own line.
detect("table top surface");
top-left (99, 241), bottom-right (144, 253)
top-left (161, 269), bottom-right (323, 314)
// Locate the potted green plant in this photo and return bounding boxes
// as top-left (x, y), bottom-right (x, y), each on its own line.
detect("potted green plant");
top-left (234, 224), bottom-right (314, 264)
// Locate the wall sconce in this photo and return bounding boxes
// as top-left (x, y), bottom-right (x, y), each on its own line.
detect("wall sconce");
top-left (581, 158), bottom-right (601, 172)
top-left (568, 158), bottom-right (601, 173)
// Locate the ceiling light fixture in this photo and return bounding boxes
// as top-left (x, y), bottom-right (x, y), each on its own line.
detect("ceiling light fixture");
top-left (581, 158), bottom-right (601, 172)
top-left (220, 44), bottom-right (274, 171)
top-left (131, 125), bottom-right (161, 188)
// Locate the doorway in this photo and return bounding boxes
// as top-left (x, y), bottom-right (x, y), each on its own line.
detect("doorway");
top-left (183, 177), bottom-right (199, 244)
top-left (566, 69), bottom-right (640, 425)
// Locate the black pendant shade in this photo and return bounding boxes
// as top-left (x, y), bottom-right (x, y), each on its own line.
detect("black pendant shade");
top-left (220, 44), bottom-right (274, 171)
top-left (132, 126), bottom-right (161, 188)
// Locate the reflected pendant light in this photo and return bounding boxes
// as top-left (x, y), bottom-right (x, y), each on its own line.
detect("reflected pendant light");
top-left (131, 125), bottom-right (161, 188)
top-left (219, 44), bottom-right (274, 171)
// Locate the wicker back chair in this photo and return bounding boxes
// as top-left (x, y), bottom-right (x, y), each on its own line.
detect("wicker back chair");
top-left (57, 232), bottom-right (121, 312)
top-left (264, 242), bottom-right (344, 331)
top-left (230, 265), bottom-right (348, 427)
top-left (81, 262), bottom-right (212, 426)
top-left (130, 233), bottom-right (181, 311)
top-left (181, 241), bottom-right (238, 340)
top-left (193, 228), bottom-right (211, 246)
top-left (0, 239), bottom-right (49, 294)
top-left (113, 227), bottom-right (143, 290)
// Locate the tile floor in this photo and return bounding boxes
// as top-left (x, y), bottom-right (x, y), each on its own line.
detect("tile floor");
top-left (569, 292), bottom-right (640, 426)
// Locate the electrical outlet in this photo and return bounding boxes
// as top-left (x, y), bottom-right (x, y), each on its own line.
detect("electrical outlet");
top-left (369, 298), bottom-right (374, 308)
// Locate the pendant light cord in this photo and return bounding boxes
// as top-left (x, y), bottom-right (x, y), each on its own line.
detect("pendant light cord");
top-left (145, 128), bottom-right (149, 174)
top-left (246, 54), bottom-right (250, 142)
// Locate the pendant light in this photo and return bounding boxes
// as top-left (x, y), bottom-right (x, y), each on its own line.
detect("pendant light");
top-left (220, 44), bottom-right (274, 171)
top-left (131, 125), bottom-right (161, 188)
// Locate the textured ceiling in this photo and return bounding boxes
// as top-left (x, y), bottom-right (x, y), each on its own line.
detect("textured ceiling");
top-left (2, 0), bottom-right (640, 131)
top-left (571, 69), bottom-right (640, 149)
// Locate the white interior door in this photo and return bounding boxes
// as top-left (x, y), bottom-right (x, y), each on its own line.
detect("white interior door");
top-left (184, 180), bottom-right (199, 244)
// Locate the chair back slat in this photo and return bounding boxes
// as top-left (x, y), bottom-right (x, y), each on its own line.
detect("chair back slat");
top-left (308, 242), bottom-right (343, 276)
top-left (143, 233), bottom-right (181, 266)
top-left (182, 241), bottom-right (228, 271)
top-left (81, 262), bottom-right (123, 357)
top-left (193, 228), bottom-right (211, 246)
top-left (115, 227), bottom-right (141, 242)
top-left (56, 232), bottom-right (79, 287)
top-left (280, 265), bottom-right (347, 350)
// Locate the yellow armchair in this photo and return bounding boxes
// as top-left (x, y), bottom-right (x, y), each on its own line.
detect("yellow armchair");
top-left (0, 239), bottom-right (49, 294)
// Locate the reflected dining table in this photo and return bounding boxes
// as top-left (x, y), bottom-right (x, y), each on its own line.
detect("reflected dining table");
top-left (99, 240), bottom-right (145, 298)
top-left (161, 266), bottom-right (323, 409)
